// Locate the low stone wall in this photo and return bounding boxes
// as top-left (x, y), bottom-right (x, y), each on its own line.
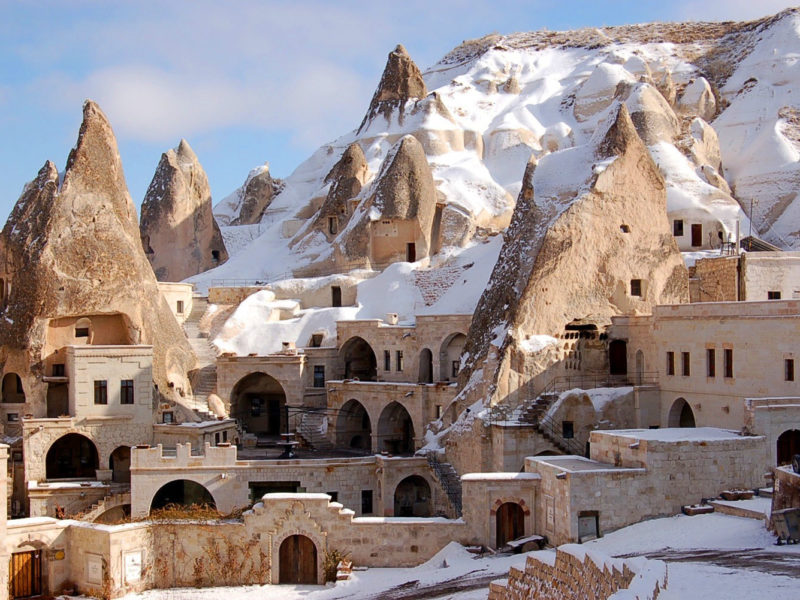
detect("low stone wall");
top-left (488, 546), bottom-right (667, 600)
top-left (208, 286), bottom-right (268, 305)
top-left (772, 465), bottom-right (800, 514)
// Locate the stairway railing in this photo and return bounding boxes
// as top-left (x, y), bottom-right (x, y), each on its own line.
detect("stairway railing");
top-left (426, 451), bottom-right (462, 516)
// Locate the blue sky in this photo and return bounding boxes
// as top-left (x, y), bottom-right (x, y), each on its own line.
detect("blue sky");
top-left (0, 0), bottom-right (796, 221)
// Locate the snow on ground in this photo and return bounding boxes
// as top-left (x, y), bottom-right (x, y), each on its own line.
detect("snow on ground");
top-left (97, 512), bottom-right (799, 600)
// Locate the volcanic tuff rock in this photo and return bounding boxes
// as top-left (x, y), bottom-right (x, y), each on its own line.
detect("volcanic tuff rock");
top-left (459, 103), bottom-right (688, 408)
top-left (0, 101), bottom-right (195, 403)
top-left (358, 44), bottom-right (428, 133)
top-left (315, 142), bottom-right (369, 238)
top-left (232, 165), bottom-right (283, 225)
top-left (140, 139), bottom-right (228, 281)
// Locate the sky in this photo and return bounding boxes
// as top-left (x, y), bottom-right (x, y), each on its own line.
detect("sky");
top-left (1, 0), bottom-right (798, 221)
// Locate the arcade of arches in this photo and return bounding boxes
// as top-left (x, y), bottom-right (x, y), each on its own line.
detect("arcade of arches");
top-left (110, 446), bottom-right (131, 484)
top-left (231, 372), bottom-right (287, 436)
top-left (335, 399), bottom-right (372, 450)
top-left (393, 475), bottom-right (432, 517)
top-left (668, 398), bottom-right (696, 428)
top-left (45, 434), bottom-right (99, 480)
top-left (377, 401), bottom-right (415, 454)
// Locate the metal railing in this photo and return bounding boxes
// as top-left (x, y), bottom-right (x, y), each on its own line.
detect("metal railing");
top-left (536, 414), bottom-right (586, 456)
top-left (426, 451), bottom-right (462, 516)
top-left (541, 371), bottom-right (659, 397)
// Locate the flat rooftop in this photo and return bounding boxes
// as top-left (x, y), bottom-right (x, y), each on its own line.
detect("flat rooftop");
top-left (593, 427), bottom-right (746, 443)
top-left (529, 455), bottom-right (643, 473)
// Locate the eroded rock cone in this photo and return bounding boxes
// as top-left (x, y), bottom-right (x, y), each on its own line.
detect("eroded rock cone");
top-left (317, 143), bottom-right (369, 235)
top-left (358, 44), bottom-right (428, 133)
top-left (140, 139), bottom-right (228, 281)
top-left (232, 165), bottom-right (282, 225)
top-left (0, 100), bottom-right (195, 402)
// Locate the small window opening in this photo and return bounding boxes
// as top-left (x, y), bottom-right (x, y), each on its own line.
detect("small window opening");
top-left (681, 352), bottom-right (691, 377)
top-left (162, 411), bottom-right (174, 424)
top-left (706, 348), bottom-right (716, 378)
top-left (211, 250), bottom-right (220, 262)
top-left (310, 333), bottom-right (323, 348)
top-left (361, 490), bottom-right (373, 514)
top-left (384, 350), bottom-right (391, 372)
top-left (94, 380), bottom-right (108, 405)
top-left (768, 291), bottom-right (782, 300)
top-left (75, 327), bottom-right (90, 338)
top-left (666, 351), bottom-right (675, 376)
top-left (121, 379), bottom-right (134, 404)
top-left (786, 358), bottom-right (795, 382)
top-left (451, 360), bottom-right (460, 378)
top-left (328, 216), bottom-right (338, 235)
top-left (313, 365), bottom-right (325, 388)
top-left (7, 413), bottom-right (18, 422)
top-left (673, 219), bottom-right (684, 237)
top-left (630, 279), bottom-right (642, 297)
top-left (176, 300), bottom-right (184, 314)
top-left (52, 364), bottom-right (65, 377)
top-left (396, 350), bottom-right (404, 371)
top-left (620, 224), bottom-right (630, 233)
top-left (724, 349), bottom-right (733, 378)
top-left (562, 421), bottom-right (574, 439)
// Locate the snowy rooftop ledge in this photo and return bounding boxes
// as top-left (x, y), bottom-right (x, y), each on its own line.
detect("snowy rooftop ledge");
top-left (462, 472), bottom-right (541, 481)
top-left (593, 427), bottom-right (751, 442)
top-left (530, 455), bottom-right (645, 474)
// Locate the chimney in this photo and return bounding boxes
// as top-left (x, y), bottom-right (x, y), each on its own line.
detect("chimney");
top-left (386, 313), bottom-right (399, 325)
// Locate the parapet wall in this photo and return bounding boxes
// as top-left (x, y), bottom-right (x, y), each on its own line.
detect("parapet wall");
top-left (488, 545), bottom-right (667, 600)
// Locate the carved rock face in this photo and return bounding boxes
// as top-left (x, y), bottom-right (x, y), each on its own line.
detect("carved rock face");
top-left (140, 139), bottom-right (228, 281)
top-left (0, 101), bottom-right (195, 397)
top-left (233, 166), bottom-right (281, 226)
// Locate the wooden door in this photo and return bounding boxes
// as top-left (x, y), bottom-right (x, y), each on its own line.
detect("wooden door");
top-left (279, 535), bottom-right (317, 584)
top-left (496, 502), bottom-right (524, 548)
top-left (10, 550), bottom-right (42, 598)
top-left (691, 223), bottom-right (702, 247)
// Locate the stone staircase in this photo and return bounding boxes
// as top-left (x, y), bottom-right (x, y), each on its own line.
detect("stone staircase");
top-left (296, 411), bottom-right (334, 451)
top-left (77, 489), bottom-right (131, 522)
top-left (517, 393), bottom-right (559, 425)
top-left (184, 296), bottom-right (218, 419)
top-left (426, 452), bottom-right (463, 516)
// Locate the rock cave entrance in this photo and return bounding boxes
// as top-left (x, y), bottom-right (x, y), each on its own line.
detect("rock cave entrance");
top-left (608, 339), bottom-right (628, 376)
top-left (45, 433), bottom-right (99, 480)
top-left (439, 333), bottom-right (466, 382)
top-left (335, 399), bottom-right (372, 451)
top-left (2, 372), bottom-right (25, 404)
top-left (150, 479), bottom-right (216, 513)
top-left (668, 397), bottom-right (696, 428)
top-left (377, 401), bottom-right (415, 454)
top-left (777, 429), bottom-right (800, 465)
top-left (393, 475), bottom-right (432, 517)
top-left (231, 372), bottom-right (287, 438)
top-left (339, 336), bottom-right (377, 381)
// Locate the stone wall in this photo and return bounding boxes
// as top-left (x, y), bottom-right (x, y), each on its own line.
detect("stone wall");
top-left (0, 444), bottom-right (7, 600)
top-left (461, 473), bottom-right (539, 547)
top-left (156, 282), bottom-right (194, 325)
top-left (772, 465), bottom-right (800, 514)
top-left (741, 252), bottom-right (800, 301)
top-left (488, 545), bottom-right (667, 600)
top-left (692, 256), bottom-right (738, 302)
top-left (208, 286), bottom-right (269, 305)
top-left (216, 354), bottom-right (305, 408)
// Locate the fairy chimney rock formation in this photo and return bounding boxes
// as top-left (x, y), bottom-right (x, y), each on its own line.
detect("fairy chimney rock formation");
top-left (317, 142), bottom-right (370, 236)
top-left (0, 100), bottom-right (195, 402)
top-left (140, 139), bottom-right (228, 281)
top-left (358, 44), bottom-right (428, 133)
top-left (460, 103), bottom-right (688, 405)
top-left (232, 165), bottom-right (282, 225)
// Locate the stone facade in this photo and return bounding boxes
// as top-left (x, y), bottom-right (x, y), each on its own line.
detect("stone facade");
top-left (771, 465), bottom-right (800, 514)
top-left (691, 251), bottom-right (800, 303)
top-left (157, 283), bottom-right (194, 325)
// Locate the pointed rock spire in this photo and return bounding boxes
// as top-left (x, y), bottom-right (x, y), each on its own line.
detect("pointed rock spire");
top-left (140, 139), bottom-right (228, 281)
top-left (358, 44), bottom-right (428, 133)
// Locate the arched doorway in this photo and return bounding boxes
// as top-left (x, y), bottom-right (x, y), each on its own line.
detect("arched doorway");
top-left (496, 502), bottom-right (525, 548)
top-left (609, 340), bottom-right (627, 376)
top-left (418, 348), bottom-right (433, 384)
top-left (2, 372), bottom-right (25, 403)
top-left (279, 535), bottom-right (317, 584)
top-left (668, 398), bottom-right (696, 428)
top-left (339, 337), bottom-right (377, 381)
top-left (45, 433), bottom-right (99, 479)
top-left (335, 399), bottom-right (372, 451)
top-left (377, 402), bottom-right (415, 454)
top-left (777, 429), bottom-right (800, 465)
top-left (109, 446), bottom-right (131, 483)
top-left (150, 480), bottom-right (216, 512)
top-left (439, 333), bottom-right (466, 382)
top-left (230, 372), bottom-right (286, 437)
top-left (393, 475), bottom-right (432, 517)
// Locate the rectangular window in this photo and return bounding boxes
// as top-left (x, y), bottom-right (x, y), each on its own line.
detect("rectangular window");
top-left (120, 379), bottom-right (134, 404)
top-left (162, 411), bottom-right (174, 424)
top-left (313, 365), bottom-right (325, 388)
top-left (786, 359), bottom-right (795, 382)
top-left (310, 333), bottom-right (323, 348)
top-left (396, 350), bottom-right (403, 371)
top-left (7, 413), bottom-right (18, 422)
top-left (681, 352), bottom-right (691, 377)
top-left (222, 431), bottom-right (228, 442)
top-left (562, 421), bottom-right (574, 439)
top-left (384, 350), bottom-right (391, 371)
top-left (328, 216), bottom-right (338, 235)
top-left (328, 491), bottom-right (339, 502)
top-left (94, 380), bottom-right (108, 405)
top-left (75, 327), bottom-right (89, 337)
top-left (673, 219), bottom-right (684, 237)
top-left (724, 349), bottom-right (733, 378)
top-left (768, 291), bottom-right (782, 300)
top-left (361, 490), bottom-right (373, 515)
top-left (706, 348), bottom-right (716, 378)
top-left (52, 363), bottom-right (65, 377)
top-left (630, 279), bottom-right (642, 297)
top-left (435, 405), bottom-right (442, 419)
top-left (666, 351), bottom-right (675, 376)
top-left (215, 432), bottom-right (220, 445)
top-left (451, 360), bottom-right (459, 378)
top-left (176, 300), bottom-right (184, 314)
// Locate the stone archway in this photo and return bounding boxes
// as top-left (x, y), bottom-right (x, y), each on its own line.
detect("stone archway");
top-left (335, 399), bottom-right (372, 450)
top-left (393, 475), bottom-right (432, 517)
top-left (45, 433), bottom-right (99, 480)
top-left (496, 502), bottom-right (525, 548)
top-left (231, 372), bottom-right (287, 437)
top-left (109, 446), bottom-right (131, 484)
top-left (339, 337), bottom-right (377, 381)
top-left (2, 372), bottom-right (25, 403)
top-left (377, 402), bottom-right (415, 454)
top-left (150, 480), bottom-right (216, 513)
top-left (278, 535), bottom-right (318, 584)
top-left (439, 333), bottom-right (466, 382)
top-left (777, 429), bottom-right (800, 465)
top-left (418, 348), bottom-right (433, 384)
top-left (668, 397), bottom-right (696, 428)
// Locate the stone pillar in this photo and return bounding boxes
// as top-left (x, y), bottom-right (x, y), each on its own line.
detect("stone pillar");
top-left (0, 444), bottom-right (9, 600)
